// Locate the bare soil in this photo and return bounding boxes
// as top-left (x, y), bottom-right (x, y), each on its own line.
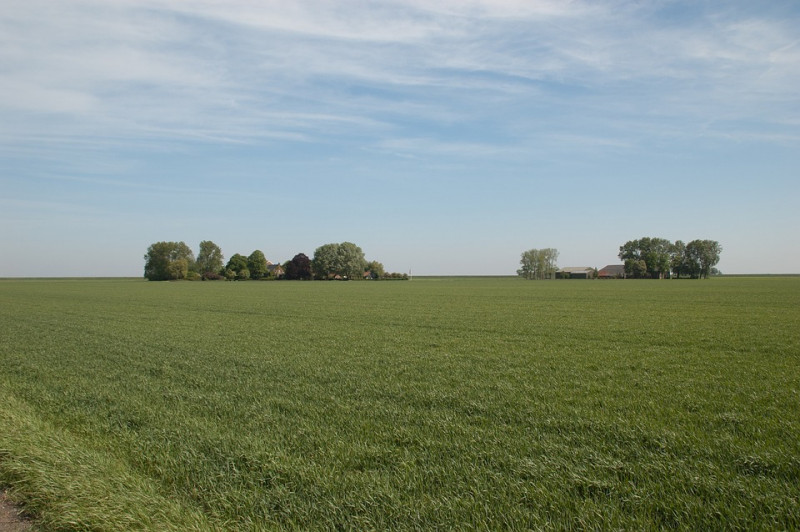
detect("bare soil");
top-left (0, 491), bottom-right (31, 532)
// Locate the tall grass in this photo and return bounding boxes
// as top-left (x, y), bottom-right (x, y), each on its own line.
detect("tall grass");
top-left (1, 277), bottom-right (798, 529)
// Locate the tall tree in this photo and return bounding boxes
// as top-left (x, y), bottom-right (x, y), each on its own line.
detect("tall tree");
top-left (644, 238), bottom-right (672, 279)
top-left (247, 250), bottom-right (268, 279)
top-left (312, 243), bottom-right (339, 279)
top-left (542, 248), bottom-right (559, 279)
top-left (312, 242), bottom-right (367, 279)
top-left (619, 237), bottom-right (672, 279)
top-left (517, 248), bottom-right (558, 280)
top-left (196, 240), bottom-right (224, 276)
top-left (683, 243), bottom-right (702, 278)
top-left (686, 240), bottom-right (722, 279)
top-left (700, 240), bottom-right (722, 279)
top-left (517, 249), bottom-right (537, 280)
top-left (670, 240), bottom-right (687, 279)
top-left (285, 253), bottom-right (313, 280)
top-left (144, 241), bottom-right (195, 280)
top-left (337, 242), bottom-right (367, 279)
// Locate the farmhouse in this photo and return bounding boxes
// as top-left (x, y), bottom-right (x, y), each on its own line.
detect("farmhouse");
top-left (597, 264), bottom-right (626, 279)
top-left (557, 266), bottom-right (595, 279)
top-left (266, 263), bottom-right (285, 278)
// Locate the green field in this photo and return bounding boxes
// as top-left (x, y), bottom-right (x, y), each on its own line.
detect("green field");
top-left (1, 277), bottom-right (798, 529)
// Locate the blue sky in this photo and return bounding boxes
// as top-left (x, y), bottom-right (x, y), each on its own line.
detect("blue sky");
top-left (1, 0), bottom-right (798, 276)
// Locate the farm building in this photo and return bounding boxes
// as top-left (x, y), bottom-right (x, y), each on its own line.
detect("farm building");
top-left (556, 267), bottom-right (595, 279)
top-left (267, 263), bottom-right (285, 278)
top-left (597, 264), bottom-right (626, 279)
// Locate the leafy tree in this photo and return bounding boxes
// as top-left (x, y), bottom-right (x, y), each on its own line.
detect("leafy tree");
top-left (225, 253), bottom-right (248, 275)
top-left (670, 240), bottom-right (687, 279)
top-left (624, 259), bottom-right (648, 279)
top-left (683, 244), bottom-right (701, 278)
top-left (365, 260), bottom-right (385, 279)
top-left (517, 248), bottom-right (558, 280)
top-left (285, 253), bottom-right (313, 280)
top-left (338, 242), bottom-right (367, 279)
top-left (196, 240), bottom-right (224, 276)
top-left (517, 250), bottom-right (536, 280)
top-left (167, 258), bottom-right (189, 280)
top-left (144, 241), bottom-right (195, 281)
top-left (312, 242), bottom-right (367, 279)
top-left (619, 237), bottom-right (672, 279)
top-left (247, 250), bottom-right (268, 279)
top-left (312, 243), bottom-right (337, 280)
top-left (686, 239), bottom-right (722, 279)
top-left (542, 248), bottom-right (559, 279)
top-left (644, 238), bottom-right (672, 279)
top-left (700, 240), bottom-right (722, 279)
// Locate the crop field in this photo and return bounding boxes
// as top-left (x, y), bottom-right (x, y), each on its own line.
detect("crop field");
top-left (1, 277), bottom-right (798, 529)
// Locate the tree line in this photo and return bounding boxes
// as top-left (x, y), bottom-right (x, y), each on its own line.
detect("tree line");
top-left (144, 241), bottom-right (408, 281)
top-left (619, 237), bottom-right (722, 279)
top-left (517, 237), bottom-right (722, 280)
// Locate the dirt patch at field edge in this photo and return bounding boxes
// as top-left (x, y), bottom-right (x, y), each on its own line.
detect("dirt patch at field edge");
top-left (0, 491), bottom-right (32, 532)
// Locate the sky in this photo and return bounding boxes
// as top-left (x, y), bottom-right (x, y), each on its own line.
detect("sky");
top-left (1, 0), bottom-right (799, 277)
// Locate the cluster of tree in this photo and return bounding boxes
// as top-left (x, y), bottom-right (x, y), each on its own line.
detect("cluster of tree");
top-left (144, 240), bottom-right (406, 281)
top-left (379, 272), bottom-right (411, 279)
top-left (668, 239), bottom-right (723, 279)
top-left (619, 237), bottom-right (722, 279)
top-left (143, 240), bottom-right (273, 281)
top-left (514, 239), bottom-right (722, 281)
top-left (517, 248), bottom-right (559, 280)
top-left (222, 250), bottom-right (272, 281)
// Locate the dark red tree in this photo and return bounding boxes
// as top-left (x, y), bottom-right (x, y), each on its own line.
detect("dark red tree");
top-left (285, 253), bottom-right (313, 280)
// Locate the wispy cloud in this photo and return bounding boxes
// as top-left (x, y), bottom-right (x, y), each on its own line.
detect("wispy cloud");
top-left (7, 0), bottom-right (800, 279)
top-left (2, 0), bottom-right (797, 157)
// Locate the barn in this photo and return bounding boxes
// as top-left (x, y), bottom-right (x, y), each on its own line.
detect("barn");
top-left (597, 264), bottom-right (626, 279)
top-left (556, 267), bottom-right (595, 279)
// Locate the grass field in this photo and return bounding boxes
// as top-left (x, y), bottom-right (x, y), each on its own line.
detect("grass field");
top-left (1, 277), bottom-right (798, 529)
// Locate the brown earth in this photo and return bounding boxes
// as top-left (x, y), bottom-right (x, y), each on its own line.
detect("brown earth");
top-left (0, 491), bottom-right (32, 532)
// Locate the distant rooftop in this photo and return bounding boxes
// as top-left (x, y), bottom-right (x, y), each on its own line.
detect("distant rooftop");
top-left (557, 267), bottom-right (594, 273)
